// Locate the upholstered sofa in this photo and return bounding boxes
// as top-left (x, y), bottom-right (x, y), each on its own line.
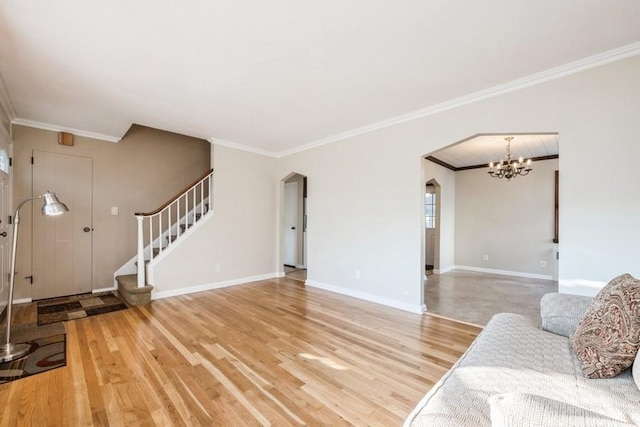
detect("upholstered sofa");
top-left (404, 293), bottom-right (640, 426)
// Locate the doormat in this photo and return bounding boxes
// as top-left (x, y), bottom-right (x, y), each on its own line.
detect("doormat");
top-left (37, 291), bottom-right (128, 326)
top-left (0, 323), bottom-right (66, 385)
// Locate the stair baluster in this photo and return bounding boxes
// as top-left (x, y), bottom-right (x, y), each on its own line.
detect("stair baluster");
top-left (133, 169), bottom-right (213, 288)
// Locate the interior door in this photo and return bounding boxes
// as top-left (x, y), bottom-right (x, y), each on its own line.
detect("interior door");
top-left (284, 182), bottom-right (298, 266)
top-left (32, 150), bottom-right (92, 299)
top-left (0, 166), bottom-right (10, 312)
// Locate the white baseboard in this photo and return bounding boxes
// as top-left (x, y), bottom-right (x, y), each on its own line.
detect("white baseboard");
top-left (305, 280), bottom-right (425, 314)
top-left (152, 272), bottom-right (280, 300)
top-left (295, 264), bottom-right (306, 269)
top-left (93, 286), bottom-right (117, 293)
top-left (454, 265), bottom-right (553, 281)
top-left (276, 271), bottom-right (286, 278)
top-left (13, 298), bottom-right (32, 304)
top-left (433, 266), bottom-right (455, 274)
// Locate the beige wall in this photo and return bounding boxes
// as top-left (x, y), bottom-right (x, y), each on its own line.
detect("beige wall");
top-left (454, 158), bottom-right (558, 276)
top-left (12, 124), bottom-right (210, 299)
top-left (276, 55), bottom-right (640, 310)
top-left (12, 53), bottom-right (636, 309)
top-left (152, 144), bottom-right (277, 293)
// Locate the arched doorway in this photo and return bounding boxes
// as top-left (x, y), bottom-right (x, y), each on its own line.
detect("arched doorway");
top-left (281, 172), bottom-right (308, 282)
top-left (425, 179), bottom-right (440, 276)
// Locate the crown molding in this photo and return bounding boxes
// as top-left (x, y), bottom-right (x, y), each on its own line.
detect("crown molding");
top-left (11, 118), bottom-right (121, 143)
top-left (208, 137), bottom-right (278, 158)
top-left (275, 41), bottom-right (640, 158)
top-left (6, 41), bottom-right (640, 156)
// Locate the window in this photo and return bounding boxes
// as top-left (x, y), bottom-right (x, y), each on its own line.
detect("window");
top-left (0, 150), bottom-right (8, 174)
top-left (425, 191), bottom-right (436, 229)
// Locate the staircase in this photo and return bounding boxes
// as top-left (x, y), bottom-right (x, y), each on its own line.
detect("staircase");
top-left (115, 169), bottom-right (214, 305)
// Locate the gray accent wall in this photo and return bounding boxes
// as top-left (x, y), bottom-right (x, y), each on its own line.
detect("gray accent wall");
top-left (12, 124), bottom-right (210, 299)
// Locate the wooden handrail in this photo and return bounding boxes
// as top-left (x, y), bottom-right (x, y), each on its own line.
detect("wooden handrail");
top-left (135, 169), bottom-right (213, 216)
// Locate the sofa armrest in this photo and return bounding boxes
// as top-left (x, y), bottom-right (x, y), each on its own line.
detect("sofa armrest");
top-left (489, 393), bottom-right (633, 427)
top-left (540, 293), bottom-right (594, 337)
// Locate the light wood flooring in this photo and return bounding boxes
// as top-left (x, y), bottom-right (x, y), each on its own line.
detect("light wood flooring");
top-left (0, 278), bottom-right (480, 426)
top-left (284, 267), bottom-right (307, 282)
top-left (425, 269), bottom-right (558, 326)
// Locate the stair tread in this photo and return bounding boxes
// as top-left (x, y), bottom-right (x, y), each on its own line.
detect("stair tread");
top-left (116, 274), bottom-right (153, 293)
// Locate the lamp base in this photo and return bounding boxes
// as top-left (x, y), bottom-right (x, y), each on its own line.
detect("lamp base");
top-left (0, 342), bottom-right (31, 363)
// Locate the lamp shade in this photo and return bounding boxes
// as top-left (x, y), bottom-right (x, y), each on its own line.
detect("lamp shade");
top-left (41, 191), bottom-right (69, 216)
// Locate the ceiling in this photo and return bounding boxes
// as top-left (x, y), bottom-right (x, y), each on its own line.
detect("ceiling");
top-left (1, 1), bottom-right (639, 156)
top-left (429, 134), bottom-right (559, 169)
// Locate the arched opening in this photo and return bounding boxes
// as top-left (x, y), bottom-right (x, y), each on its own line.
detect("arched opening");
top-left (425, 179), bottom-right (440, 276)
top-left (421, 133), bottom-right (559, 325)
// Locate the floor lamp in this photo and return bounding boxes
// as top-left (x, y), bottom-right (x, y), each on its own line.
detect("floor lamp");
top-left (0, 191), bottom-right (69, 363)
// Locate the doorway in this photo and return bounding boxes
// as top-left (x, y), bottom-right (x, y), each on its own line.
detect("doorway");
top-left (282, 173), bottom-right (307, 282)
top-left (31, 150), bottom-right (93, 299)
top-left (421, 133), bottom-right (560, 323)
top-left (0, 148), bottom-right (10, 315)
top-left (425, 180), bottom-right (439, 275)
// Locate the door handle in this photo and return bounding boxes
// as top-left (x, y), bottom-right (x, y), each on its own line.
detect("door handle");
top-left (291, 227), bottom-right (296, 230)
top-left (83, 227), bottom-right (92, 232)
top-left (0, 232), bottom-right (6, 237)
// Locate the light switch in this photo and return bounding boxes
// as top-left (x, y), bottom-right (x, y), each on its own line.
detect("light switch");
top-left (111, 206), bottom-right (119, 216)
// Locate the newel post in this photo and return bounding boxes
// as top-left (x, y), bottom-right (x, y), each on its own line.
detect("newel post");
top-left (136, 215), bottom-right (145, 288)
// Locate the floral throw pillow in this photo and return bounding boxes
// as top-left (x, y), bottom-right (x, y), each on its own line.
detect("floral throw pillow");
top-left (570, 273), bottom-right (640, 379)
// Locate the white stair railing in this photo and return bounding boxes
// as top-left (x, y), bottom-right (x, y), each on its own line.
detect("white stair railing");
top-left (134, 169), bottom-right (213, 288)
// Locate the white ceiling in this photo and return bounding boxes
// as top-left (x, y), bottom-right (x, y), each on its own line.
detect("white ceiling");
top-left (430, 134), bottom-right (559, 169)
top-left (1, 1), bottom-right (640, 155)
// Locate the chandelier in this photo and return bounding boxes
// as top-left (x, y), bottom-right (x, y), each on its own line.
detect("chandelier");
top-left (488, 137), bottom-right (532, 180)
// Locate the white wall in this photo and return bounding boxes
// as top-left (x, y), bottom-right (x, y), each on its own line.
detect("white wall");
top-left (277, 55), bottom-right (640, 308)
top-left (454, 159), bottom-right (558, 278)
top-left (152, 144), bottom-right (278, 295)
top-left (423, 160), bottom-right (456, 272)
top-left (278, 139), bottom-right (426, 313)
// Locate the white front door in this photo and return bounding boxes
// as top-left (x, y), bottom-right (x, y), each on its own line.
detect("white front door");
top-left (284, 182), bottom-right (298, 266)
top-left (32, 150), bottom-right (93, 299)
top-left (0, 164), bottom-right (10, 312)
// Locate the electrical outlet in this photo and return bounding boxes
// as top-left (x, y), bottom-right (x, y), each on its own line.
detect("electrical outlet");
top-left (540, 260), bottom-right (547, 268)
top-left (215, 264), bottom-right (221, 272)
top-left (355, 270), bottom-right (361, 280)
top-left (110, 206), bottom-right (118, 216)
top-left (482, 254), bottom-right (489, 261)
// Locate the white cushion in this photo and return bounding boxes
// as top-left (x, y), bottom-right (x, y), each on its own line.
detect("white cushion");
top-left (489, 393), bottom-right (633, 427)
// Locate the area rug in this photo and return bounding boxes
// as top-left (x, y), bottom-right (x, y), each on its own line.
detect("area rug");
top-left (38, 291), bottom-right (128, 326)
top-left (0, 323), bottom-right (66, 385)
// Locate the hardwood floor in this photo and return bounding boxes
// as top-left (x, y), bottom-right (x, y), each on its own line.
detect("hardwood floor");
top-left (284, 267), bottom-right (307, 283)
top-left (0, 278), bottom-right (480, 426)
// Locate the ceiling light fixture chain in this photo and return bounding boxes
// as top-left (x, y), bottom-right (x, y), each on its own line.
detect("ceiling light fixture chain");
top-left (488, 136), bottom-right (532, 181)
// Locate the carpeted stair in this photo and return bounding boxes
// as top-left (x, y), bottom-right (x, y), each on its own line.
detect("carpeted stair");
top-left (114, 204), bottom-right (209, 306)
top-left (116, 274), bottom-right (153, 306)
